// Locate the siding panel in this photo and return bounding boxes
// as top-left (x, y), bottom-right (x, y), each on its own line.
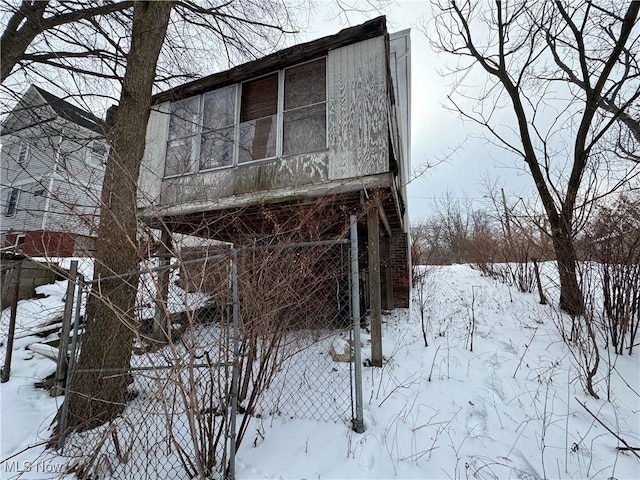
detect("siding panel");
top-left (160, 152), bottom-right (329, 206)
top-left (328, 36), bottom-right (388, 181)
top-left (138, 103), bottom-right (170, 208)
top-left (1, 118), bottom-right (104, 237)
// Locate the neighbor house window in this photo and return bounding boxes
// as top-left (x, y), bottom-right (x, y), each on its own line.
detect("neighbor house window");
top-left (5, 188), bottom-right (19, 217)
top-left (87, 141), bottom-right (108, 167)
top-left (283, 58), bottom-right (327, 156)
top-left (163, 56), bottom-right (327, 178)
top-left (17, 141), bottom-right (30, 164)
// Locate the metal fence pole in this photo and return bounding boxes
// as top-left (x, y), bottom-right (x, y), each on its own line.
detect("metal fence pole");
top-left (228, 249), bottom-right (240, 479)
top-left (54, 260), bottom-right (78, 395)
top-left (1, 260), bottom-right (22, 383)
top-left (57, 275), bottom-right (85, 450)
top-left (350, 215), bottom-right (365, 433)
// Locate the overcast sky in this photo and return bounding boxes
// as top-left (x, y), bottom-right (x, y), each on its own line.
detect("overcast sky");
top-left (1, 1), bottom-right (539, 224)
top-left (297, 0), bottom-right (539, 222)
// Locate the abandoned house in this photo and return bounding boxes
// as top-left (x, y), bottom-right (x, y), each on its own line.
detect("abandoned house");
top-left (137, 17), bottom-right (411, 313)
top-left (1, 85), bottom-right (108, 257)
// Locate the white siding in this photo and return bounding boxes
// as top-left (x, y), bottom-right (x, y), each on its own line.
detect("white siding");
top-left (1, 117), bottom-right (105, 237)
top-left (138, 102), bottom-right (170, 208)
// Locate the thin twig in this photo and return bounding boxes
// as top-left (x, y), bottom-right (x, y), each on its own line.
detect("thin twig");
top-left (575, 397), bottom-right (640, 460)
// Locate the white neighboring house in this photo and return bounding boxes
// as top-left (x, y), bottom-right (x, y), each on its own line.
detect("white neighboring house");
top-left (0, 85), bottom-right (108, 257)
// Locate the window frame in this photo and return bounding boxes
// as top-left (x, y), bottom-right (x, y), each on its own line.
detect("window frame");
top-left (86, 140), bottom-right (108, 168)
top-left (281, 57), bottom-right (328, 158)
top-left (5, 188), bottom-right (20, 217)
top-left (163, 56), bottom-right (328, 179)
top-left (164, 96), bottom-right (202, 177)
top-left (199, 85), bottom-right (238, 172)
top-left (17, 141), bottom-right (30, 164)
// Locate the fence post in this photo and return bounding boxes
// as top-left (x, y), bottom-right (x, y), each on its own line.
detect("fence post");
top-left (228, 249), bottom-right (240, 479)
top-left (153, 229), bottom-right (172, 342)
top-left (350, 216), bottom-right (365, 433)
top-left (57, 274), bottom-right (85, 450)
top-left (54, 260), bottom-right (78, 396)
top-left (1, 260), bottom-right (22, 383)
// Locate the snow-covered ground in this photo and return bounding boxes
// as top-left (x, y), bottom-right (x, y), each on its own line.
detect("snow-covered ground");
top-left (1, 263), bottom-right (639, 479)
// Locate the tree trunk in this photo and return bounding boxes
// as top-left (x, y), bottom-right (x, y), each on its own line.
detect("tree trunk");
top-left (65, 1), bottom-right (173, 433)
top-left (550, 225), bottom-right (584, 316)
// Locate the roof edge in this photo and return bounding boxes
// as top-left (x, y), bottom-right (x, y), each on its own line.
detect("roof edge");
top-left (153, 16), bottom-right (387, 104)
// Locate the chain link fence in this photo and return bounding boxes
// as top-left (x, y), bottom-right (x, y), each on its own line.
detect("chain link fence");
top-left (57, 235), bottom-right (363, 479)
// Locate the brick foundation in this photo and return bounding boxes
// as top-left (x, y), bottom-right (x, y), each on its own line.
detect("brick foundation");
top-left (390, 231), bottom-right (410, 308)
top-left (2, 231), bottom-right (94, 257)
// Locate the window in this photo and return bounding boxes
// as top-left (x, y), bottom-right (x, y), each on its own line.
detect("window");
top-left (283, 58), bottom-right (327, 156)
top-left (163, 56), bottom-right (327, 178)
top-left (165, 96), bottom-right (200, 176)
top-left (87, 141), bottom-right (108, 167)
top-left (239, 75), bottom-right (278, 163)
top-left (5, 188), bottom-right (19, 217)
top-left (200, 86), bottom-right (236, 170)
top-left (17, 142), bottom-right (30, 164)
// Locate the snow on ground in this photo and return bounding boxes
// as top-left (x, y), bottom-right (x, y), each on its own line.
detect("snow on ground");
top-left (1, 263), bottom-right (639, 479)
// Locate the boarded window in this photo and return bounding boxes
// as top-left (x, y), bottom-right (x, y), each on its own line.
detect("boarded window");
top-left (5, 188), bottom-right (19, 217)
top-left (163, 56), bottom-right (328, 175)
top-left (239, 75), bottom-right (277, 162)
top-left (283, 58), bottom-right (326, 156)
top-left (200, 86), bottom-right (236, 170)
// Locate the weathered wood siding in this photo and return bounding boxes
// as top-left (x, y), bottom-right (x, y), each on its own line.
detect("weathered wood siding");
top-left (327, 36), bottom-right (387, 180)
top-left (160, 151), bottom-right (330, 206)
top-left (138, 35), bottom-right (390, 212)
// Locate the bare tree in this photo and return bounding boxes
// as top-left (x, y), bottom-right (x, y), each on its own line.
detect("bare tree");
top-left (1, 0), bottom-right (134, 83)
top-left (428, 1), bottom-right (640, 315)
top-left (2, 1), bottom-right (306, 432)
top-left (65, 1), bottom-right (174, 432)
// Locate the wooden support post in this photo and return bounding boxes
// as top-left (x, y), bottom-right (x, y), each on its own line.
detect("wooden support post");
top-left (368, 209), bottom-right (383, 367)
top-left (1, 261), bottom-right (22, 383)
top-left (382, 234), bottom-right (393, 310)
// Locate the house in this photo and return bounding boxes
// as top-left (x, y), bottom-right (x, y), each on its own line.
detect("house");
top-left (1, 85), bottom-right (109, 257)
top-left (137, 17), bottom-right (411, 309)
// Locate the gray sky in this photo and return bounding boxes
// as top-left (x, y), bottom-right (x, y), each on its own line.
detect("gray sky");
top-left (1, 1), bottom-right (539, 223)
top-left (294, 0), bottom-right (539, 223)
